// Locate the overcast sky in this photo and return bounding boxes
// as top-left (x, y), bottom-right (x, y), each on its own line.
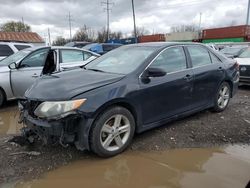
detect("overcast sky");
top-left (0, 0), bottom-right (248, 42)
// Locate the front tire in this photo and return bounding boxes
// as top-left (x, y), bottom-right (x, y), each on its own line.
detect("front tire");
top-left (213, 82), bottom-right (231, 112)
top-left (90, 106), bottom-right (135, 157)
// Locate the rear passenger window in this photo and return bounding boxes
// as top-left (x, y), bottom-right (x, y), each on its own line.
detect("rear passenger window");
top-left (61, 50), bottom-right (84, 63)
top-left (14, 45), bottom-right (31, 51)
top-left (187, 46), bottom-right (212, 67)
top-left (210, 53), bottom-right (222, 64)
top-left (0, 44), bottom-right (14, 56)
top-left (150, 47), bottom-right (187, 73)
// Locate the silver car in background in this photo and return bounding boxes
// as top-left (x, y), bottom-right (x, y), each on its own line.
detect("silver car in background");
top-left (0, 46), bottom-right (100, 106)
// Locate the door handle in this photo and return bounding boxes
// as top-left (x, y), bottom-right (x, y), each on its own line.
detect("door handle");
top-left (32, 74), bottom-right (39, 78)
top-left (218, 67), bottom-right (223, 71)
top-left (183, 74), bottom-right (193, 81)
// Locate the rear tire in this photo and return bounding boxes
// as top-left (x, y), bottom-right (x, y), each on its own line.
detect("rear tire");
top-left (212, 82), bottom-right (231, 112)
top-left (0, 90), bottom-right (5, 107)
top-left (90, 106), bottom-right (135, 157)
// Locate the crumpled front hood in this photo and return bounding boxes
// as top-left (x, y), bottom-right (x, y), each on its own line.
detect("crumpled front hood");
top-left (25, 69), bottom-right (125, 101)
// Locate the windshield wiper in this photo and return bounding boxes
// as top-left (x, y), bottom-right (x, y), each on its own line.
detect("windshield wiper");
top-left (86, 68), bottom-right (105, 73)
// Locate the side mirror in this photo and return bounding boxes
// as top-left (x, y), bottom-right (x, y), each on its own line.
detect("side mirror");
top-left (8, 62), bottom-right (17, 70)
top-left (144, 67), bottom-right (166, 78)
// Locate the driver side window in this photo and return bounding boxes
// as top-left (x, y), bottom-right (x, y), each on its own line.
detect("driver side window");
top-left (20, 48), bottom-right (49, 68)
top-left (150, 46), bottom-right (187, 73)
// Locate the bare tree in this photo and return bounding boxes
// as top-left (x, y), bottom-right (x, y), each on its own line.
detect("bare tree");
top-left (131, 27), bottom-right (150, 37)
top-left (109, 31), bottom-right (123, 40)
top-left (96, 27), bottom-right (108, 43)
top-left (1, 21), bottom-right (31, 32)
top-left (52, 36), bottom-right (68, 46)
top-left (73, 25), bottom-right (96, 42)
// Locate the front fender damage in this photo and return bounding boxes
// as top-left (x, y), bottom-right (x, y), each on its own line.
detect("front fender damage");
top-left (19, 108), bottom-right (92, 151)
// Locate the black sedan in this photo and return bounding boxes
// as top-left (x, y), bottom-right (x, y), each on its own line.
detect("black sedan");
top-left (20, 42), bottom-right (239, 157)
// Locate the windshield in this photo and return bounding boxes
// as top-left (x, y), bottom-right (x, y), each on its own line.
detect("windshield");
top-left (220, 47), bottom-right (245, 55)
top-left (84, 46), bottom-right (157, 74)
top-left (0, 50), bottom-right (30, 65)
top-left (238, 48), bottom-right (250, 58)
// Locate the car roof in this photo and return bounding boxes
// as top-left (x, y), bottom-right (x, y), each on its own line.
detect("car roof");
top-left (21, 46), bottom-right (100, 57)
top-left (222, 46), bottom-right (247, 49)
top-left (0, 41), bottom-right (33, 45)
top-left (24, 46), bottom-right (94, 51)
top-left (126, 42), bottom-right (205, 48)
top-left (101, 43), bottom-right (123, 46)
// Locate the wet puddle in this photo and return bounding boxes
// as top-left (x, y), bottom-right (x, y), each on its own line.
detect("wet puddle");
top-left (15, 145), bottom-right (250, 188)
top-left (0, 106), bottom-right (20, 135)
top-left (0, 107), bottom-right (250, 188)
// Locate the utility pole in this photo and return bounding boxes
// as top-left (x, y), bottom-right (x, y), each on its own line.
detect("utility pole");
top-left (48, 28), bottom-right (51, 46)
top-left (101, 0), bottom-right (114, 41)
top-left (199, 12), bottom-right (202, 30)
top-left (68, 12), bottom-right (73, 41)
top-left (131, 0), bottom-right (137, 43)
top-left (247, 0), bottom-right (250, 25)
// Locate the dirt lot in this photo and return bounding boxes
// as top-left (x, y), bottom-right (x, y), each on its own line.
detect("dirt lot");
top-left (0, 87), bottom-right (249, 185)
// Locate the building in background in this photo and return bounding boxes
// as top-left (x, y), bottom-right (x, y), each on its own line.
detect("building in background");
top-left (0, 32), bottom-right (45, 46)
top-left (202, 25), bottom-right (250, 43)
top-left (138, 34), bottom-right (165, 43)
top-left (165, 31), bottom-right (199, 42)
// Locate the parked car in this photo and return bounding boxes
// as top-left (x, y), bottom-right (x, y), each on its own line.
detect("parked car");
top-left (220, 46), bottom-right (247, 58)
top-left (83, 43), bottom-right (123, 55)
top-left (0, 42), bottom-right (33, 60)
top-left (234, 47), bottom-right (250, 85)
top-left (64, 41), bottom-right (91, 48)
top-left (0, 46), bottom-right (100, 106)
top-left (20, 42), bottom-right (239, 157)
top-left (206, 44), bottom-right (219, 51)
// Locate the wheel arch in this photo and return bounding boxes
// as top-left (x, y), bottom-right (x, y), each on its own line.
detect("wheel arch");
top-left (91, 99), bottom-right (139, 128)
top-left (223, 80), bottom-right (233, 97)
top-left (83, 99), bottom-right (139, 149)
top-left (0, 86), bottom-right (7, 102)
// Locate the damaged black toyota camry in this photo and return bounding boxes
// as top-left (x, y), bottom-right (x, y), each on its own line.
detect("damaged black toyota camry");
top-left (19, 42), bottom-right (239, 157)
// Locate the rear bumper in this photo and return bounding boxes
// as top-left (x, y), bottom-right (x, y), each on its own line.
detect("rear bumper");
top-left (231, 71), bottom-right (239, 97)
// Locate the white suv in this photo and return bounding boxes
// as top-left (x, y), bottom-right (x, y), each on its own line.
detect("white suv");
top-left (0, 42), bottom-right (33, 60)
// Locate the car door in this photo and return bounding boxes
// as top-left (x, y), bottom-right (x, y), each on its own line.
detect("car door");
top-left (139, 46), bottom-right (194, 125)
top-left (59, 49), bottom-right (95, 69)
top-left (185, 45), bottom-right (225, 108)
top-left (10, 47), bottom-right (50, 98)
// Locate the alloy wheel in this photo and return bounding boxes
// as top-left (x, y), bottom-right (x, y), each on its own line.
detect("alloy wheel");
top-left (217, 85), bottom-right (230, 109)
top-left (100, 114), bottom-right (131, 151)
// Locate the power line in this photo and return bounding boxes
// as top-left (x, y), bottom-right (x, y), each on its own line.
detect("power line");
top-left (101, 0), bottom-right (114, 41)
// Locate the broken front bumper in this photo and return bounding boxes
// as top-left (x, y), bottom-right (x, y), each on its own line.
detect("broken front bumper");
top-left (19, 102), bottom-right (94, 151)
top-left (21, 110), bottom-right (80, 145)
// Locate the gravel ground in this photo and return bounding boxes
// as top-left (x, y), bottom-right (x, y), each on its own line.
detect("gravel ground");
top-left (0, 87), bottom-right (249, 185)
